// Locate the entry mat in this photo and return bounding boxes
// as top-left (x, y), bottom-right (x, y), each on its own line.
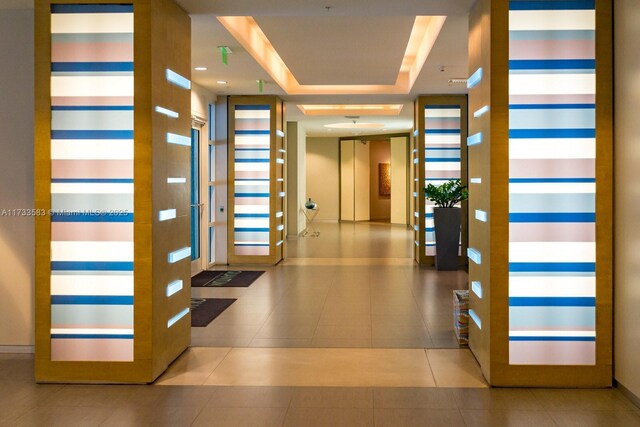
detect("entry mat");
top-left (191, 270), bottom-right (265, 288)
top-left (191, 298), bottom-right (236, 327)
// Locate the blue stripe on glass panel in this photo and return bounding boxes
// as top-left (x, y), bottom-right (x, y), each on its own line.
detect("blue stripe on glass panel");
top-left (509, 178), bottom-right (595, 183)
top-left (235, 214), bottom-right (270, 218)
top-left (509, 129), bottom-right (595, 138)
top-left (509, 262), bottom-right (596, 272)
top-left (235, 243), bottom-right (270, 246)
top-left (509, 1), bottom-right (595, 11)
top-left (51, 62), bottom-right (133, 72)
top-left (509, 59), bottom-right (595, 70)
top-left (51, 295), bottom-right (134, 305)
top-left (51, 334), bottom-right (134, 339)
top-left (425, 129), bottom-right (460, 134)
top-left (235, 130), bottom-right (270, 135)
top-left (509, 336), bottom-right (595, 342)
top-left (509, 30), bottom-right (595, 41)
top-left (51, 261), bottom-right (134, 271)
top-left (509, 104), bottom-right (596, 110)
top-left (51, 106), bottom-right (134, 111)
top-left (236, 179), bottom-right (270, 181)
top-left (235, 105), bottom-right (270, 110)
top-left (51, 130), bottom-right (133, 140)
top-left (50, 212), bottom-right (133, 222)
top-left (234, 228), bottom-right (270, 232)
top-left (425, 158), bottom-right (461, 162)
top-left (509, 297), bottom-right (595, 307)
top-left (509, 212), bottom-right (595, 222)
top-left (235, 159), bottom-right (270, 163)
top-left (51, 178), bottom-right (134, 184)
top-left (51, 4), bottom-right (134, 13)
top-left (425, 147), bottom-right (461, 150)
top-left (236, 148), bottom-right (270, 151)
top-left (234, 193), bottom-right (269, 197)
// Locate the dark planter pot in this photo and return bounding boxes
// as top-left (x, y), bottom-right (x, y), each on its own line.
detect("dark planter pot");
top-left (433, 207), bottom-right (461, 270)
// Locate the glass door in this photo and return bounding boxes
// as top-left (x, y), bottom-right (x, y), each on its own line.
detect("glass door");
top-left (190, 125), bottom-right (204, 274)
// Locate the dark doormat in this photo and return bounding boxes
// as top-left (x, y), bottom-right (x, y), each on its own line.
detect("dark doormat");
top-left (191, 298), bottom-right (236, 327)
top-left (191, 270), bottom-right (265, 288)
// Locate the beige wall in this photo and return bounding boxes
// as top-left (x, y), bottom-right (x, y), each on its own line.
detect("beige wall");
top-left (614, 0), bottom-right (640, 402)
top-left (368, 140), bottom-right (391, 221)
top-left (0, 9), bottom-right (34, 350)
top-left (306, 137), bottom-right (339, 221)
top-left (287, 122), bottom-right (307, 235)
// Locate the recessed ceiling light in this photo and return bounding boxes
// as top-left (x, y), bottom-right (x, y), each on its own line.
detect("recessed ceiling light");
top-left (217, 80), bottom-right (228, 85)
top-left (324, 122), bottom-right (385, 130)
top-left (297, 104), bottom-right (403, 116)
top-left (194, 66), bottom-right (207, 71)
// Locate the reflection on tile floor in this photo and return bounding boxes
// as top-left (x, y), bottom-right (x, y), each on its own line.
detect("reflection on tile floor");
top-left (192, 222), bottom-right (468, 349)
top-left (1, 354), bottom-right (639, 427)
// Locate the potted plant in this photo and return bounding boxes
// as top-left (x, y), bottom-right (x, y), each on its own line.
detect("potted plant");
top-left (425, 179), bottom-right (468, 270)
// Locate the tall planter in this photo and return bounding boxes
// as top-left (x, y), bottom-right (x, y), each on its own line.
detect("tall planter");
top-left (433, 207), bottom-right (461, 270)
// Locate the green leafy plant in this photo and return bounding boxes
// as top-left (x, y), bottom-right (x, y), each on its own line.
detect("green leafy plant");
top-left (425, 179), bottom-right (468, 208)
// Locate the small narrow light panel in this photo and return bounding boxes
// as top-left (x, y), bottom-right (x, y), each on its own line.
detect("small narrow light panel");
top-left (467, 68), bottom-right (483, 89)
top-left (166, 69), bottom-right (191, 90)
top-left (168, 247), bottom-right (191, 263)
top-left (166, 279), bottom-right (183, 297)
top-left (167, 177), bottom-right (186, 184)
top-left (167, 132), bottom-right (191, 146)
top-left (474, 105), bottom-right (490, 118)
top-left (470, 178), bottom-right (482, 184)
top-left (155, 106), bottom-right (179, 118)
top-left (158, 209), bottom-right (177, 221)
top-left (471, 281), bottom-right (483, 298)
top-left (467, 247), bottom-right (482, 265)
top-left (467, 132), bottom-right (483, 146)
top-left (475, 209), bottom-right (488, 222)
top-left (167, 307), bottom-right (189, 328)
top-left (469, 309), bottom-right (482, 329)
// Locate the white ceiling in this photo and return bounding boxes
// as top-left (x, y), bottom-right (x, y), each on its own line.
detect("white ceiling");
top-left (3, 0), bottom-right (473, 137)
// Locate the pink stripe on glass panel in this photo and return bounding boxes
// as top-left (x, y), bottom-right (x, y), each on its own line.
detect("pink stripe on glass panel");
top-left (235, 246), bottom-right (269, 256)
top-left (510, 39), bottom-right (595, 60)
top-left (52, 160), bottom-right (133, 179)
top-left (424, 121), bottom-right (460, 130)
top-left (52, 42), bottom-right (133, 63)
top-left (426, 170), bottom-right (461, 179)
top-left (235, 171), bottom-right (270, 180)
top-left (235, 197), bottom-right (270, 205)
top-left (509, 341), bottom-right (595, 365)
top-left (509, 222), bottom-right (595, 242)
top-left (235, 119), bottom-right (270, 131)
top-left (51, 96), bottom-right (134, 106)
top-left (509, 159), bottom-right (595, 179)
top-left (51, 338), bottom-right (133, 362)
top-left (52, 222), bottom-right (133, 241)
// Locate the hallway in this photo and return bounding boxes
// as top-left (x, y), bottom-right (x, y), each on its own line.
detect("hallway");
top-left (192, 222), bottom-right (465, 348)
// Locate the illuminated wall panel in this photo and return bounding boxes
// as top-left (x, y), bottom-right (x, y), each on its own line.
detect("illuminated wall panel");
top-left (49, 3), bottom-right (134, 362)
top-left (233, 105), bottom-right (271, 257)
top-left (508, 0), bottom-right (596, 365)
top-left (424, 105), bottom-right (462, 256)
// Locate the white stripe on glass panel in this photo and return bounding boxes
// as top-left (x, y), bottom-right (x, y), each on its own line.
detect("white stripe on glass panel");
top-left (51, 76), bottom-right (133, 97)
top-left (51, 140), bottom-right (133, 160)
top-left (51, 13), bottom-right (134, 34)
top-left (509, 242), bottom-right (595, 263)
top-left (509, 331), bottom-right (595, 338)
top-left (51, 328), bottom-right (134, 335)
top-left (509, 10), bottom-right (595, 32)
top-left (51, 275), bottom-right (133, 296)
top-left (509, 276), bottom-right (595, 297)
top-left (424, 109), bottom-right (461, 118)
top-left (509, 74), bottom-right (595, 96)
top-left (235, 110), bottom-right (270, 119)
top-left (509, 139), bottom-right (595, 159)
top-left (51, 242), bottom-right (133, 262)
top-left (51, 183), bottom-right (133, 194)
top-left (509, 183), bottom-right (596, 194)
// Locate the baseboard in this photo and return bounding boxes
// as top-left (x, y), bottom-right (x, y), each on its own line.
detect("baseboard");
top-left (0, 345), bottom-right (34, 354)
top-left (617, 381), bottom-right (640, 409)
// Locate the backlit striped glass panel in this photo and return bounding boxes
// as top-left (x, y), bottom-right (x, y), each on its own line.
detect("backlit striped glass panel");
top-left (424, 105), bottom-right (462, 256)
top-left (234, 105), bottom-right (270, 256)
top-left (50, 4), bottom-right (134, 362)
top-left (508, 0), bottom-right (596, 366)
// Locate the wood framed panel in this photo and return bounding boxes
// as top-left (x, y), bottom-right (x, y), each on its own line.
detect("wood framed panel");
top-left (227, 95), bottom-right (284, 265)
top-left (467, 0), bottom-right (612, 387)
top-left (413, 95), bottom-right (469, 266)
top-left (35, 0), bottom-right (191, 383)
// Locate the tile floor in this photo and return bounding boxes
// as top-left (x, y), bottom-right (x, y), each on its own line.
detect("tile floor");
top-left (1, 353), bottom-right (639, 427)
top-left (192, 222), bottom-right (467, 348)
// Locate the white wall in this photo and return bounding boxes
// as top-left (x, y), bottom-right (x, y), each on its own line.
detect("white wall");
top-left (286, 122), bottom-right (307, 235)
top-left (306, 137), bottom-right (340, 221)
top-left (0, 9), bottom-right (34, 350)
top-left (614, 0), bottom-right (640, 402)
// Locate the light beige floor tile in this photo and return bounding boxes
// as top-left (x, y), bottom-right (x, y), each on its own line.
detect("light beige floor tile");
top-left (313, 324), bottom-right (372, 340)
top-left (249, 338), bottom-right (312, 348)
top-left (202, 348), bottom-right (436, 387)
top-left (0, 403), bottom-right (33, 427)
top-left (317, 311), bottom-right (371, 326)
top-left (154, 347), bottom-right (231, 386)
top-left (532, 389), bottom-right (637, 411)
top-left (192, 407), bottom-right (287, 427)
top-left (207, 386), bottom-right (293, 408)
top-left (372, 324), bottom-right (430, 340)
top-left (191, 337), bottom-right (254, 347)
top-left (309, 338), bottom-right (373, 348)
top-left (461, 409), bottom-right (558, 427)
top-left (283, 407), bottom-right (374, 427)
top-left (373, 388), bottom-right (457, 409)
top-left (152, 385), bottom-right (217, 407)
top-left (374, 408), bottom-right (466, 427)
top-left (426, 349), bottom-right (488, 388)
top-left (254, 323), bottom-right (318, 340)
top-left (548, 409), bottom-right (640, 427)
top-left (372, 337), bottom-right (433, 348)
top-left (13, 406), bottom-right (113, 427)
top-left (452, 388), bottom-right (542, 410)
top-left (290, 387), bottom-right (373, 408)
top-left (207, 310), bottom-right (272, 326)
top-left (100, 405), bottom-right (203, 427)
top-left (191, 323), bottom-right (262, 339)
